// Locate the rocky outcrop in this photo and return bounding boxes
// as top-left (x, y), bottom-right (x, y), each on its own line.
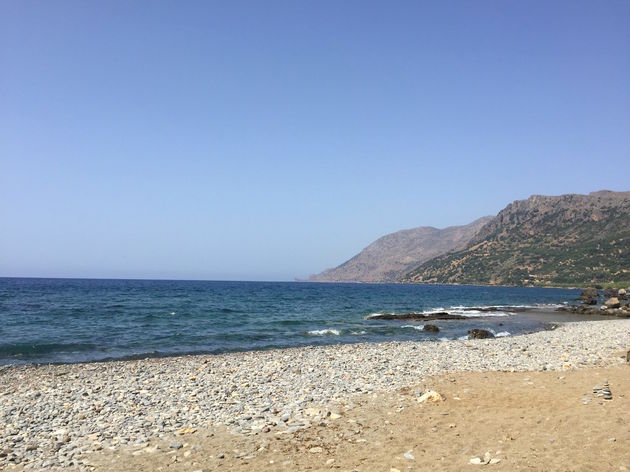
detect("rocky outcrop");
top-left (557, 287), bottom-right (630, 317)
top-left (309, 217), bottom-right (493, 283)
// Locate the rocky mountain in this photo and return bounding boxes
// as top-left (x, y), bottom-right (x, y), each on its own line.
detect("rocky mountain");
top-left (404, 191), bottom-right (630, 287)
top-left (309, 217), bottom-right (493, 283)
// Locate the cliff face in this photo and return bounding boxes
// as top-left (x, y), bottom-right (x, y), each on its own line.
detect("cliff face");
top-left (404, 191), bottom-right (630, 287)
top-left (309, 217), bottom-right (493, 283)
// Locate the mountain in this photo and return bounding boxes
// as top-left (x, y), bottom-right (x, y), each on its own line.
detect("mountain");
top-left (403, 190), bottom-right (630, 287)
top-left (309, 217), bottom-right (493, 283)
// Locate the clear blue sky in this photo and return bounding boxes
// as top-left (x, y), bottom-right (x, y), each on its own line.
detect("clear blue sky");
top-left (2, 1), bottom-right (629, 281)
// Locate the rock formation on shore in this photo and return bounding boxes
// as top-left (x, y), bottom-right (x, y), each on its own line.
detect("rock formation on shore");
top-left (558, 287), bottom-right (630, 318)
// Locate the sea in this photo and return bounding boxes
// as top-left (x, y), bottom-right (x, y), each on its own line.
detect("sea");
top-left (0, 278), bottom-right (581, 365)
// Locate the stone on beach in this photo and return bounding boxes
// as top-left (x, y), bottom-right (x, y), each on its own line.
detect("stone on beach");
top-left (417, 390), bottom-right (445, 403)
top-left (468, 328), bottom-right (495, 339)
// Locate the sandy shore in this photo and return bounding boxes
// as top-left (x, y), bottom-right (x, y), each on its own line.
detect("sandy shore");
top-left (1, 318), bottom-right (629, 471)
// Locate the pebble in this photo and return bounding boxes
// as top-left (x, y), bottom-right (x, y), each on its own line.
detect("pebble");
top-left (0, 319), bottom-right (628, 470)
top-left (417, 390), bottom-right (444, 403)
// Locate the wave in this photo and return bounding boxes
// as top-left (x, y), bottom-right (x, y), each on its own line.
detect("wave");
top-left (401, 324), bottom-right (425, 331)
top-left (368, 303), bottom-right (563, 320)
top-left (449, 310), bottom-right (510, 318)
top-left (366, 308), bottom-right (510, 319)
top-left (0, 342), bottom-right (97, 358)
top-left (308, 328), bottom-right (340, 336)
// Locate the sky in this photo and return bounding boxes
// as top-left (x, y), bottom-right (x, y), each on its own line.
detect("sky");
top-left (1, 0), bottom-right (629, 281)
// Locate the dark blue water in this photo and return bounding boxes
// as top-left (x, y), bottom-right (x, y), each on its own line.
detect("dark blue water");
top-left (0, 278), bottom-right (580, 365)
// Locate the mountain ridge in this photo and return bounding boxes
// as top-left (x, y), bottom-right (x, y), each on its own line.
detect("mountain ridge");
top-left (309, 216), bottom-right (493, 283)
top-left (403, 190), bottom-right (630, 287)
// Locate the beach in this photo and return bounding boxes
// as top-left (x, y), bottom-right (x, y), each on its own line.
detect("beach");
top-left (1, 318), bottom-right (629, 471)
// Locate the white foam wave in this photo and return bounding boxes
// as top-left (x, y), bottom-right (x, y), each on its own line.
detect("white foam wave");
top-left (401, 324), bottom-right (425, 331)
top-left (308, 328), bottom-right (340, 336)
top-left (420, 307), bottom-right (446, 314)
top-left (350, 330), bottom-right (367, 335)
top-left (495, 331), bottom-right (511, 337)
top-left (369, 303), bottom-right (564, 321)
top-left (453, 311), bottom-right (510, 318)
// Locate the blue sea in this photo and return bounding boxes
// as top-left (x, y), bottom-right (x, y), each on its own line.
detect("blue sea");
top-left (0, 278), bottom-right (580, 365)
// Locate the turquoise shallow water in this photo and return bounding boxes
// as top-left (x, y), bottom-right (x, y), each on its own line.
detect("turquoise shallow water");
top-left (0, 278), bottom-right (579, 364)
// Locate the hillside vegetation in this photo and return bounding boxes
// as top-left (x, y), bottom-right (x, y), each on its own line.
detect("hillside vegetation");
top-left (403, 191), bottom-right (630, 287)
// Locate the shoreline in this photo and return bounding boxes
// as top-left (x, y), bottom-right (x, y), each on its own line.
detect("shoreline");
top-left (1, 318), bottom-right (629, 470)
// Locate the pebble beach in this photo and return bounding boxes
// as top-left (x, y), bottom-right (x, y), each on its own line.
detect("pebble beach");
top-left (1, 318), bottom-right (629, 470)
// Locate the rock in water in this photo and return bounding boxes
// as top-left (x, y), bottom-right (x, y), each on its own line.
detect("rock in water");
top-left (580, 287), bottom-right (599, 300)
top-left (468, 329), bottom-right (495, 339)
top-left (605, 297), bottom-right (621, 309)
top-left (580, 288), bottom-right (599, 305)
top-left (423, 324), bottom-right (440, 333)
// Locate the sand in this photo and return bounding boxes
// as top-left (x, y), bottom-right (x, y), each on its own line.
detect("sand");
top-left (87, 365), bottom-right (630, 472)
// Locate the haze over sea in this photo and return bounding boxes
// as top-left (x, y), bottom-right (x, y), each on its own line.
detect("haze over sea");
top-left (0, 278), bottom-right (580, 365)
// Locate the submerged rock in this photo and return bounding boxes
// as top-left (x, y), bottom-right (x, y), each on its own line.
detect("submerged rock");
top-left (423, 324), bottom-right (440, 333)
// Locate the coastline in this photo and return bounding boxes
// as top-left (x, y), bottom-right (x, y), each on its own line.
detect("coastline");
top-left (2, 318), bottom-right (629, 470)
